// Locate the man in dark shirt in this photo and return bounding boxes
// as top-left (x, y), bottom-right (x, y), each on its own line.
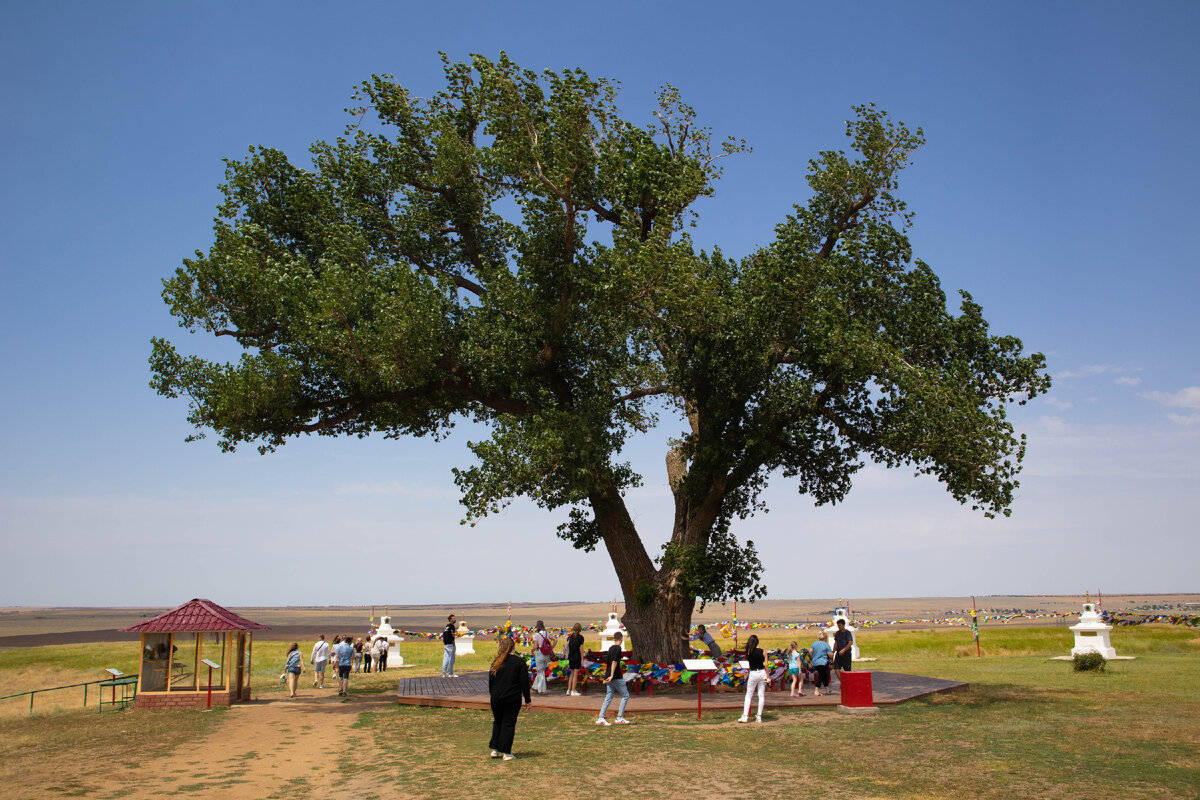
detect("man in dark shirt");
top-left (595, 632), bottom-right (632, 725)
top-left (832, 619), bottom-right (854, 679)
top-left (442, 614), bottom-right (458, 678)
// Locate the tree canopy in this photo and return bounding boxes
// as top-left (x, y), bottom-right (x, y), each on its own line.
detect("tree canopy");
top-left (151, 54), bottom-right (1051, 661)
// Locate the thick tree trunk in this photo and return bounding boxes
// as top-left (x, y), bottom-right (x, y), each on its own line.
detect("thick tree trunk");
top-left (620, 575), bottom-right (694, 664)
top-left (590, 483), bottom-right (698, 664)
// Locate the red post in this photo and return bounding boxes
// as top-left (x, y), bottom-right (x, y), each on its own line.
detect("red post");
top-left (696, 672), bottom-right (704, 720)
top-left (839, 671), bottom-right (874, 708)
top-left (206, 665), bottom-right (214, 710)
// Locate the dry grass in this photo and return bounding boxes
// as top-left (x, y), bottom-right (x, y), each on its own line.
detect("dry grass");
top-left (332, 651), bottom-right (1199, 799)
top-left (1, 624), bottom-right (1197, 798)
top-left (0, 642), bottom-right (140, 718)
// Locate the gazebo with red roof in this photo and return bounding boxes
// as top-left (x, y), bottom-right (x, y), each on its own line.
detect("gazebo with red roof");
top-left (120, 598), bottom-right (269, 710)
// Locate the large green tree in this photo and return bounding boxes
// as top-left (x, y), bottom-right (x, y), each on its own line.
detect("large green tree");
top-left (152, 55), bottom-right (1050, 663)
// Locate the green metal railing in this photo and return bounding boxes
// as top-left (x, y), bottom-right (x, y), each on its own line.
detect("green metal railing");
top-left (0, 675), bottom-right (138, 715)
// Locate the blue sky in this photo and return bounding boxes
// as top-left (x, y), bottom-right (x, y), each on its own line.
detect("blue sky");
top-left (1, 2), bottom-right (1196, 608)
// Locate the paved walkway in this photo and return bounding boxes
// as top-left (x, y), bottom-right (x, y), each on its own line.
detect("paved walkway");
top-left (397, 670), bottom-right (966, 715)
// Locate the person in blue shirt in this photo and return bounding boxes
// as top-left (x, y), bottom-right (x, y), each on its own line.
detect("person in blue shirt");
top-left (809, 630), bottom-right (833, 696)
top-left (334, 635), bottom-right (355, 696)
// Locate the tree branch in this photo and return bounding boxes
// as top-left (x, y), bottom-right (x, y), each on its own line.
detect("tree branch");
top-left (817, 190), bottom-right (876, 259)
top-left (396, 245), bottom-right (487, 296)
top-left (617, 385), bottom-right (677, 402)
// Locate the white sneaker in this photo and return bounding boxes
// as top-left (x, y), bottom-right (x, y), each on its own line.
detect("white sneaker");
top-left (756, 715), bottom-right (763, 723)
top-left (595, 718), bottom-right (611, 726)
top-left (615, 717), bottom-right (632, 724)
top-left (737, 716), bottom-right (749, 723)
top-left (489, 750), bottom-right (500, 758)
top-left (502, 753), bottom-right (516, 761)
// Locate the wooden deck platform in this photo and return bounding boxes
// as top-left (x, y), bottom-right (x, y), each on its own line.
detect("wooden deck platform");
top-left (396, 671), bottom-right (967, 715)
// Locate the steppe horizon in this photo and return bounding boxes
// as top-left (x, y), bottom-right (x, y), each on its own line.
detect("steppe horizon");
top-left (2, 592), bottom-right (1195, 644)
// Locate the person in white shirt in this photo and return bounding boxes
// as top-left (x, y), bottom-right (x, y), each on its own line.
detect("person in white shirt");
top-left (371, 636), bottom-right (384, 672)
top-left (311, 635), bottom-right (331, 689)
top-left (531, 620), bottom-right (556, 694)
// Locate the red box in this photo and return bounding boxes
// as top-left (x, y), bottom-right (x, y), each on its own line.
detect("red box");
top-left (839, 671), bottom-right (874, 708)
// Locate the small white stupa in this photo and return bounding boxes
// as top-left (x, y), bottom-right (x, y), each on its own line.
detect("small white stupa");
top-left (373, 615), bottom-right (404, 666)
top-left (1070, 600), bottom-right (1117, 659)
top-left (599, 599), bottom-right (631, 652)
top-left (824, 604), bottom-right (860, 660)
top-left (455, 616), bottom-right (475, 655)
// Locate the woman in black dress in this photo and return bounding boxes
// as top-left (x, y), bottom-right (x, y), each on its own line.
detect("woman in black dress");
top-left (488, 636), bottom-right (532, 761)
top-left (564, 623), bottom-right (585, 696)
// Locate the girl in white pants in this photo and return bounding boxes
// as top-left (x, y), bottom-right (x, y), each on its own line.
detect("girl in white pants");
top-left (738, 634), bottom-right (767, 723)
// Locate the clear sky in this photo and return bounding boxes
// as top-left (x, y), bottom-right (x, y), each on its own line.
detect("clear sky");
top-left (1, 2), bottom-right (1196, 608)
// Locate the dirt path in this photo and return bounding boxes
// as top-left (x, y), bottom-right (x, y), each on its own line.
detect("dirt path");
top-left (89, 690), bottom-right (395, 799)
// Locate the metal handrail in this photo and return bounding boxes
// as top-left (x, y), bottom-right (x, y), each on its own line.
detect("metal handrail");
top-left (0, 676), bottom-right (135, 715)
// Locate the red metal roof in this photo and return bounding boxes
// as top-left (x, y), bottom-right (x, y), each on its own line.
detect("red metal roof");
top-left (119, 599), bottom-right (270, 633)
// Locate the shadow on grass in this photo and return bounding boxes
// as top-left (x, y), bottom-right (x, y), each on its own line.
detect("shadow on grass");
top-left (921, 682), bottom-right (1088, 708)
top-left (505, 750), bottom-right (544, 759)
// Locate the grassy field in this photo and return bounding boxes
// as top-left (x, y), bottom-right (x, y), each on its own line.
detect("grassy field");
top-left (1, 626), bottom-right (1196, 798)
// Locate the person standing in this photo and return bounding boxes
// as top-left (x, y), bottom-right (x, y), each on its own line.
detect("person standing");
top-left (442, 614), bottom-right (458, 678)
top-left (595, 631), bottom-right (631, 725)
top-left (370, 636), bottom-right (383, 672)
top-left (352, 638), bottom-right (364, 673)
top-left (378, 635), bottom-right (390, 671)
top-left (832, 619), bottom-right (854, 682)
top-left (283, 643), bottom-right (304, 698)
top-left (564, 623), bottom-right (585, 696)
top-left (681, 624), bottom-right (723, 657)
top-left (333, 635), bottom-right (354, 696)
top-left (487, 637), bottom-right (532, 761)
top-left (738, 634), bottom-right (767, 723)
top-left (311, 635), bottom-right (330, 689)
top-left (531, 620), bottom-right (556, 694)
top-left (786, 641), bottom-right (805, 697)
top-left (810, 630), bottom-right (832, 697)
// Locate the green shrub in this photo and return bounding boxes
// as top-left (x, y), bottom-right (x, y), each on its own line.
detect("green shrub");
top-left (1072, 651), bottom-right (1107, 672)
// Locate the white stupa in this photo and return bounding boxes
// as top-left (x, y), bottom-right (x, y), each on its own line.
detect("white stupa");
top-left (599, 600), bottom-right (631, 652)
top-left (373, 615), bottom-right (404, 666)
top-left (1070, 602), bottom-right (1117, 659)
top-left (455, 616), bottom-right (475, 655)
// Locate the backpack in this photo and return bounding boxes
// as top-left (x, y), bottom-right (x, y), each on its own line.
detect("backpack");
top-left (538, 632), bottom-right (553, 655)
